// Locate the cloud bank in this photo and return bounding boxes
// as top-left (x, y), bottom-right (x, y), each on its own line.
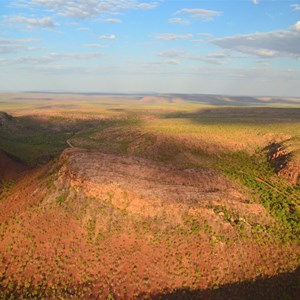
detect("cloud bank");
top-left (4, 16), bottom-right (59, 28)
top-left (16, 0), bottom-right (158, 19)
top-left (211, 24), bottom-right (300, 58)
top-left (0, 38), bottom-right (40, 54)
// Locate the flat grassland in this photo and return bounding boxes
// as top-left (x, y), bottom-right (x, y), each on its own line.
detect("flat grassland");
top-left (0, 93), bottom-right (299, 299)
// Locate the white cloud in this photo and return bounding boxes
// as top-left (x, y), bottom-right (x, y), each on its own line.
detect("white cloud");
top-left (0, 38), bottom-right (40, 54)
top-left (99, 34), bottom-right (116, 40)
top-left (16, 0), bottom-right (158, 19)
top-left (175, 8), bottom-right (223, 21)
top-left (0, 43), bottom-right (26, 54)
top-left (146, 59), bottom-right (181, 67)
top-left (82, 43), bottom-right (107, 48)
top-left (165, 59), bottom-right (180, 65)
top-left (59, 52), bottom-right (104, 60)
top-left (168, 18), bottom-right (190, 25)
top-left (291, 4), bottom-right (300, 10)
top-left (252, 0), bottom-right (259, 5)
top-left (28, 64), bottom-right (90, 74)
top-left (191, 33), bottom-right (214, 42)
top-left (184, 51), bottom-right (229, 65)
top-left (206, 52), bottom-right (227, 59)
top-left (14, 52), bottom-right (104, 65)
top-left (103, 18), bottom-right (122, 23)
top-left (137, 2), bottom-right (157, 10)
top-left (190, 39), bottom-right (205, 43)
top-left (0, 38), bottom-right (36, 46)
top-left (156, 49), bottom-right (229, 65)
top-left (77, 27), bottom-right (90, 31)
top-left (203, 52), bottom-right (229, 65)
top-left (154, 33), bottom-right (192, 40)
top-left (3, 16), bottom-right (60, 28)
top-left (294, 21), bottom-right (300, 32)
top-left (156, 49), bottom-right (187, 58)
top-left (197, 33), bottom-right (214, 38)
top-left (27, 46), bottom-right (46, 51)
top-left (211, 26), bottom-right (300, 58)
top-left (8, 38), bottom-right (40, 43)
top-left (14, 55), bottom-right (54, 64)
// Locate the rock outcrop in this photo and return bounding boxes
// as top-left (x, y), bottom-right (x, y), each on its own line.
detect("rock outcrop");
top-left (266, 142), bottom-right (300, 185)
top-left (0, 112), bottom-right (13, 126)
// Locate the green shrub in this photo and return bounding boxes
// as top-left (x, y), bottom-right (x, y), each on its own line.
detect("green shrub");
top-left (55, 194), bottom-right (67, 205)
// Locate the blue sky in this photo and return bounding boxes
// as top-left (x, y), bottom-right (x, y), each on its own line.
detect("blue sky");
top-left (0, 0), bottom-right (300, 96)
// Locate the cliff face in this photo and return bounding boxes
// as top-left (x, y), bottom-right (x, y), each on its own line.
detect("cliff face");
top-left (266, 143), bottom-right (300, 185)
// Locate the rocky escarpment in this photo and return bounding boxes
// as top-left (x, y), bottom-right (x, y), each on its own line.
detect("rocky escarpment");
top-left (55, 148), bottom-right (271, 225)
top-left (278, 161), bottom-right (300, 185)
top-left (0, 112), bottom-right (13, 126)
top-left (266, 143), bottom-right (300, 185)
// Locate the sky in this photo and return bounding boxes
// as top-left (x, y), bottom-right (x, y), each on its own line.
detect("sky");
top-left (0, 0), bottom-right (300, 96)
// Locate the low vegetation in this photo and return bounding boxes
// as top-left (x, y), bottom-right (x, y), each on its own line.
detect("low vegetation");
top-left (0, 93), bottom-right (299, 299)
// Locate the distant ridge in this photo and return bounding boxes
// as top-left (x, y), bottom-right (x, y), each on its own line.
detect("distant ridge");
top-left (1, 91), bottom-right (299, 106)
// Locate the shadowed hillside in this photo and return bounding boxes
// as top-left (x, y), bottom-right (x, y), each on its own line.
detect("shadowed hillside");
top-left (0, 150), bottom-right (28, 181)
top-left (142, 267), bottom-right (300, 300)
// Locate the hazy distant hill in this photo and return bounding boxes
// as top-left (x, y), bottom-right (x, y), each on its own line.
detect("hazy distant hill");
top-left (163, 94), bottom-right (300, 106)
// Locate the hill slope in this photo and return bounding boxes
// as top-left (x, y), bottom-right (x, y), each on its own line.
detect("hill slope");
top-left (0, 148), bottom-right (299, 299)
top-left (0, 97), bottom-right (299, 299)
